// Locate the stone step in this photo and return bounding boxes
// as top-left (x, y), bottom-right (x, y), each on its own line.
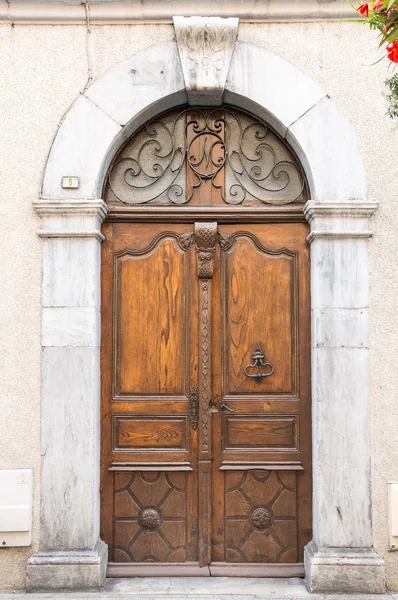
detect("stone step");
top-left (0, 577), bottom-right (397, 599)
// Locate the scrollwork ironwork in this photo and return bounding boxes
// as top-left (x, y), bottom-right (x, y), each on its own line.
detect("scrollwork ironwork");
top-left (106, 108), bottom-right (306, 206)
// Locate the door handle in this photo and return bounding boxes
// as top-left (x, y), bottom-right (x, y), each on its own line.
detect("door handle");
top-left (244, 348), bottom-right (274, 382)
top-left (220, 401), bottom-right (236, 413)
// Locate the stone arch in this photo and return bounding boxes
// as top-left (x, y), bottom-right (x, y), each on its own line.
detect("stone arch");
top-left (29, 34), bottom-right (383, 594)
top-left (42, 40), bottom-right (365, 204)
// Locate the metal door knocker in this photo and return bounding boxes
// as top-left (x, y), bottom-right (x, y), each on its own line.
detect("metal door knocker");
top-left (244, 349), bottom-right (274, 382)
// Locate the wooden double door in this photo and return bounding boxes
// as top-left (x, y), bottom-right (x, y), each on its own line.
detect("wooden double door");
top-left (101, 220), bottom-right (311, 576)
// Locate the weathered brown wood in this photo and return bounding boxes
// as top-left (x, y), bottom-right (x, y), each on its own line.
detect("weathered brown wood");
top-left (109, 462), bottom-right (193, 471)
top-left (114, 417), bottom-right (188, 450)
top-left (105, 205), bottom-right (308, 224)
top-left (101, 223), bottom-right (199, 565)
top-left (223, 416), bottom-right (298, 450)
top-left (220, 233), bottom-right (297, 395)
top-left (219, 461), bottom-right (304, 471)
top-left (211, 222), bottom-right (311, 568)
top-left (101, 215), bottom-right (311, 575)
top-left (115, 237), bottom-right (187, 396)
top-left (194, 222), bottom-right (217, 567)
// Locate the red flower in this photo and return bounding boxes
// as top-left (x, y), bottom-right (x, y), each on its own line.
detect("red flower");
top-left (387, 40), bottom-right (398, 62)
top-left (373, 0), bottom-right (384, 8)
top-left (357, 2), bottom-right (369, 16)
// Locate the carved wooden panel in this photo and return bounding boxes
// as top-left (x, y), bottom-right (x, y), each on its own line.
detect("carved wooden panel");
top-left (193, 222), bottom-right (217, 567)
top-left (114, 237), bottom-right (188, 396)
top-left (221, 234), bottom-right (298, 395)
top-left (223, 417), bottom-right (298, 451)
top-left (224, 470), bottom-right (298, 563)
top-left (113, 417), bottom-right (188, 452)
top-left (113, 471), bottom-right (190, 562)
top-left (210, 223), bottom-right (311, 569)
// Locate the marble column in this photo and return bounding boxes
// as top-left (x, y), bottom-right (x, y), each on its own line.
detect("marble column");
top-left (26, 200), bottom-right (108, 592)
top-left (304, 201), bottom-right (385, 593)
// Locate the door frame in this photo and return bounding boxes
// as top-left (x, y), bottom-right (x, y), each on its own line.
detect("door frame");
top-left (28, 25), bottom-right (384, 594)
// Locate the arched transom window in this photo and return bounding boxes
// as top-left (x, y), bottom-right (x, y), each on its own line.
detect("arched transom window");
top-left (104, 106), bottom-right (308, 206)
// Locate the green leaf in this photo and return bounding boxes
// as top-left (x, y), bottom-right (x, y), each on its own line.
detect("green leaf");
top-left (370, 55), bottom-right (388, 65)
top-left (378, 27), bottom-right (398, 46)
top-left (387, 0), bottom-right (396, 8)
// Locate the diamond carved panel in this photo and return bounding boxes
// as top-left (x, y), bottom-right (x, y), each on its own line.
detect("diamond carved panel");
top-left (225, 470), bottom-right (298, 563)
top-left (113, 471), bottom-right (188, 562)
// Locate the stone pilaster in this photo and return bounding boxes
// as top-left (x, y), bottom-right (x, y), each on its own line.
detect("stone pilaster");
top-left (26, 200), bottom-right (108, 592)
top-left (304, 201), bottom-right (385, 594)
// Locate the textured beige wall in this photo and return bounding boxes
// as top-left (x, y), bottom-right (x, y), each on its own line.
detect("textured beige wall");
top-left (0, 20), bottom-right (397, 591)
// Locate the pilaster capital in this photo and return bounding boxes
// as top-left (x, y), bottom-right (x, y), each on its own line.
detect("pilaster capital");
top-left (304, 200), bottom-right (378, 243)
top-left (33, 198), bottom-right (108, 219)
top-left (33, 198), bottom-right (108, 241)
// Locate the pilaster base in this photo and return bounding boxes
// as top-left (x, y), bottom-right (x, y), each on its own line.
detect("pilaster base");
top-left (26, 539), bottom-right (107, 592)
top-left (304, 540), bottom-right (385, 594)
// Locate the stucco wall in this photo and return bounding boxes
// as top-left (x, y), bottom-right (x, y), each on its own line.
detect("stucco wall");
top-left (0, 20), bottom-right (397, 591)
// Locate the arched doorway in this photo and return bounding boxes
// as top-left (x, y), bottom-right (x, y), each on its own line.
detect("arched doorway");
top-left (100, 106), bottom-right (312, 576)
top-left (28, 26), bottom-right (384, 593)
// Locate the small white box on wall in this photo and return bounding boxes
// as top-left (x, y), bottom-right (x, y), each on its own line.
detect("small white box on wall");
top-left (388, 481), bottom-right (398, 550)
top-left (0, 470), bottom-right (32, 547)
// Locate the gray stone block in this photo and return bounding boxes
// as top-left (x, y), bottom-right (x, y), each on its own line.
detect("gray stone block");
top-left (305, 540), bottom-right (385, 594)
top-left (26, 539), bottom-right (107, 592)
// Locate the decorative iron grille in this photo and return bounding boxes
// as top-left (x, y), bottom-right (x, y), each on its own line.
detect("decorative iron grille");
top-left (105, 107), bottom-right (306, 205)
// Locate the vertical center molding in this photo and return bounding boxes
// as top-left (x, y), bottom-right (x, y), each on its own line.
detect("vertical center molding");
top-left (194, 221), bottom-right (217, 567)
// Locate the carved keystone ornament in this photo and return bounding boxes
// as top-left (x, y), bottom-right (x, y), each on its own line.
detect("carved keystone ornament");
top-left (173, 16), bottom-right (239, 105)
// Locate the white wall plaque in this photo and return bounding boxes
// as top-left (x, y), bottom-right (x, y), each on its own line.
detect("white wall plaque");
top-left (62, 176), bottom-right (79, 189)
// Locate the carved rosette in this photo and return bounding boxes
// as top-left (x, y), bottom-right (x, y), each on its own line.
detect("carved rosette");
top-left (173, 16), bottom-right (239, 105)
top-left (251, 507), bottom-right (273, 532)
top-left (138, 508), bottom-right (163, 531)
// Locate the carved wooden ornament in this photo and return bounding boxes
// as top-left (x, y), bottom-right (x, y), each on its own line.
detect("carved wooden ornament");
top-left (173, 16), bottom-right (239, 106)
top-left (194, 222), bottom-right (217, 279)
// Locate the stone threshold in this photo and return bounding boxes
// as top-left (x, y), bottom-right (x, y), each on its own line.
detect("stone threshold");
top-left (0, 577), bottom-right (398, 599)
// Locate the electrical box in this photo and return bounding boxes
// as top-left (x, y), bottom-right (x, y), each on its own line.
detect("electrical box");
top-left (389, 481), bottom-right (398, 551)
top-left (0, 470), bottom-right (32, 547)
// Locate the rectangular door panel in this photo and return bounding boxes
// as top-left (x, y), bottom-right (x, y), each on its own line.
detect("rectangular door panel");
top-left (113, 471), bottom-right (194, 563)
top-left (223, 416), bottom-right (298, 451)
top-left (113, 417), bottom-right (189, 452)
top-left (114, 238), bottom-right (188, 397)
top-left (224, 470), bottom-right (298, 563)
top-left (221, 234), bottom-right (297, 396)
